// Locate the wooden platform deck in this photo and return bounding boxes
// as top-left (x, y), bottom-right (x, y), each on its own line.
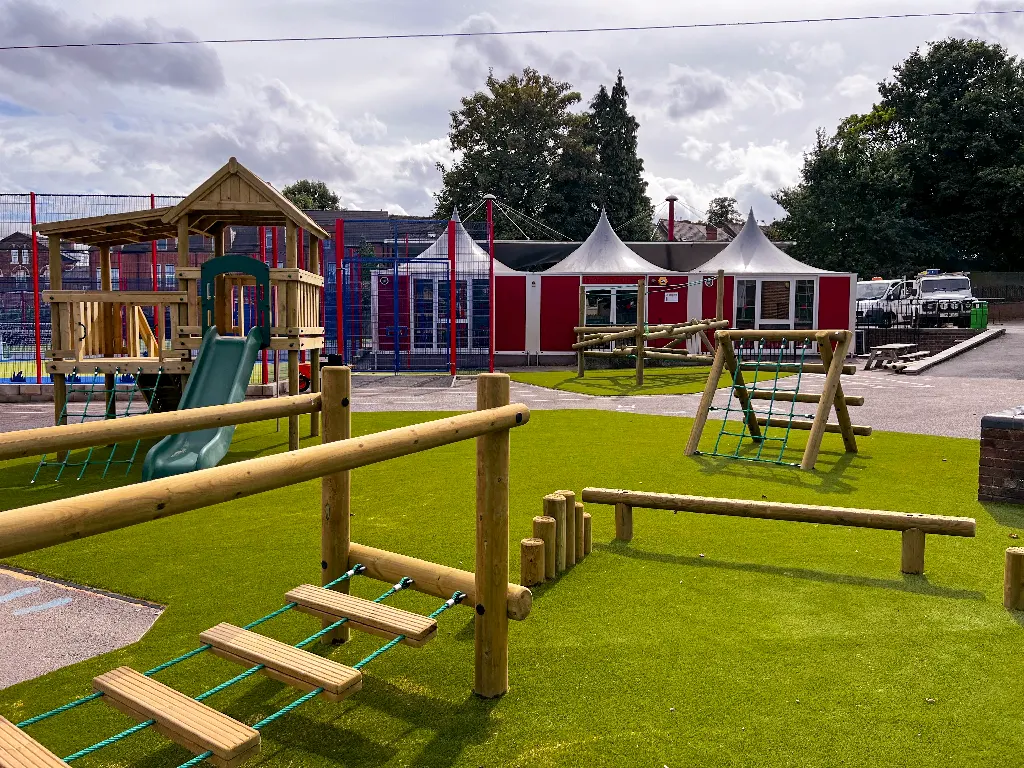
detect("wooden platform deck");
top-left (0, 717), bottom-right (68, 768)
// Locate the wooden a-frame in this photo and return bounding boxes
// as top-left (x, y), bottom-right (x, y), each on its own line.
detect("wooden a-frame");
top-left (684, 329), bottom-right (870, 470)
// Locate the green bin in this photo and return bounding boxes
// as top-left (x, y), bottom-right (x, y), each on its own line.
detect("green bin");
top-left (971, 302), bottom-right (989, 329)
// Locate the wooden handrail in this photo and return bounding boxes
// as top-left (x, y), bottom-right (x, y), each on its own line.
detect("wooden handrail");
top-left (581, 488), bottom-right (975, 537)
top-left (0, 404), bottom-right (531, 559)
top-left (0, 394), bottom-right (323, 462)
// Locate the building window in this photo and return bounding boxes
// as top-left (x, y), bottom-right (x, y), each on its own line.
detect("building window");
top-left (760, 280), bottom-right (791, 323)
top-left (13, 266), bottom-right (29, 285)
top-left (735, 280), bottom-right (756, 330)
top-left (795, 280), bottom-right (815, 330)
top-left (157, 239), bottom-right (169, 251)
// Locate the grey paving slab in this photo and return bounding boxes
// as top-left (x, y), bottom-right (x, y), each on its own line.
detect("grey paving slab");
top-left (926, 323), bottom-right (1024, 380)
top-left (0, 568), bottom-right (162, 689)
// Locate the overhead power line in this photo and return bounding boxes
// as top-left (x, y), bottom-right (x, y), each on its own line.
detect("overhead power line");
top-left (0, 9), bottom-right (1021, 52)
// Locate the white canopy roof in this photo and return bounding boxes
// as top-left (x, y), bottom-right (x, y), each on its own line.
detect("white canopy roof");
top-left (543, 209), bottom-right (676, 275)
top-left (693, 209), bottom-right (830, 275)
top-left (417, 210), bottom-right (520, 274)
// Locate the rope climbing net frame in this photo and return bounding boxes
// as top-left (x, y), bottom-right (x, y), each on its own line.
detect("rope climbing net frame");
top-left (684, 329), bottom-right (872, 471)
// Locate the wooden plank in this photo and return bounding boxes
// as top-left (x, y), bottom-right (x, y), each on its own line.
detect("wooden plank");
top-left (738, 362), bottom-right (857, 375)
top-left (0, 716), bottom-right (69, 768)
top-left (747, 390), bottom-right (864, 406)
top-left (200, 623), bottom-right (362, 702)
top-left (286, 585), bottom-right (437, 647)
top-left (44, 291), bottom-right (188, 304)
top-left (801, 331), bottom-right (853, 469)
top-left (684, 339), bottom-right (728, 456)
top-left (93, 667), bottom-right (259, 767)
top-left (47, 359), bottom-right (192, 375)
top-left (755, 417), bottom-right (872, 436)
top-left (817, 333), bottom-right (858, 454)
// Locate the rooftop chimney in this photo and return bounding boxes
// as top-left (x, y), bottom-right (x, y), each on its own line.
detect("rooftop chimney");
top-left (705, 225), bottom-right (718, 241)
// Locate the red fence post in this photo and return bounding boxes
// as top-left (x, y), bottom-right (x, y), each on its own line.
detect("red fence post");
top-left (342, 217), bottom-right (350, 364)
top-left (259, 226), bottom-right (269, 384)
top-left (486, 195), bottom-right (495, 373)
top-left (29, 192), bottom-right (42, 384)
top-left (298, 228), bottom-right (306, 364)
top-left (448, 217), bottom-right (457, 376)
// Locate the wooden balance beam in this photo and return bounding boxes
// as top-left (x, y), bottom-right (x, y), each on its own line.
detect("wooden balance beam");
top-left (582, 487), bottom-right (975, 575)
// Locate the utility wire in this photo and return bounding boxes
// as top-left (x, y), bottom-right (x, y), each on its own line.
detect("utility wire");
top-left (0, 9), bottom-right (1020, 52)
top-left (493, 202), bottom-right (530, 240)
top-left (494, 199), bottom-right (570, 241)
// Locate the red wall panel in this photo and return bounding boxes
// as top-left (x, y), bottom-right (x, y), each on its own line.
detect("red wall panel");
top-left (703, 275), bottom-right (734, 324)
top-left (817, 276), bottom-right (852, 330)
top-left (646, 279), bottom-right (688, 347)
top-left (540, 275), bottom-right (582, 352)
top-left (495, 275), bottom-right (526, 352)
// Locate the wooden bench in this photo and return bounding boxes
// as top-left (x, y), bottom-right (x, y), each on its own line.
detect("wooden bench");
top-left (581, 487), bottom-right (976, 575)
top-left (93, 667), bottom-right (259, 768)
top-left (0, 717), bottom-right (68, 768)
top-left (199, 624), bottom-right (362, 703)
top-left (286, 585), bottom-right (438, 647)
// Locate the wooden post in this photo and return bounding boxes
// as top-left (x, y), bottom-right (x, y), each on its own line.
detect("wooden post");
top-left (583, 512), bottom-right (592, 555)
top-left (801, 331), bottom-right (852, 470)
top-left (544, 493), bottom-right (567, 574)
top-left (614, 502), bottom-right (633, 542)
top-left (635, 279), bottom-right (646, 386)
top-left (716, 269), bottom-right (725, 321)
top-left (557, 490), bottom-right (577, 566)
top-left (47, 235), bottom-right (66, 426)
top-left (309, 237), bottom-right (321, 439)
top-left (98, 245), bottom-right (116, 419)
top-left (816, 332), bottom-right (857, 454)
top-left (533, 516), bottom-right (556, 580)
top-left (1004, 548), bottom-right (1024, 610)
top-left (520, 538), bottom-right (545, 587)
top-left (577, 283), bottom-right (586, 378)
top-left (475, 373), bottom-right (511, 698)
top-left (574, 502), bottom-right (585, 562)
top-left (684, 339), bottom-right (728, 455)
top-left (286, 220), bottom-right (299, 451)
top-left (901, 528), bottom-right (926, 575)
top-left (321, 366), bottom-right (351, 643)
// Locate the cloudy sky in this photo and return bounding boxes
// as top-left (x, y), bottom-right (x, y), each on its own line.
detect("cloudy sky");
top-left (1, 0), bottom-right (1022, 223)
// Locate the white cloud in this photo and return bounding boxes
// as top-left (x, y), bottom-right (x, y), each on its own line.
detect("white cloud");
top-left (680, 136), bottom-right (712, 161)
top-left (835, 73), bottom-right (879, 101)
top-left (785, 41), bottom-right (846, 72)
top-left (651, 65), bottom-right (805, 126)
top-left (711, 141), bottom-right (804, 200)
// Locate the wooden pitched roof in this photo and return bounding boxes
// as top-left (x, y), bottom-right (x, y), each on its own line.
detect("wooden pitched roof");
top-left (161, 157), bottom-right (329, 239)
top-left (34, 207), bottom-right (179, 247)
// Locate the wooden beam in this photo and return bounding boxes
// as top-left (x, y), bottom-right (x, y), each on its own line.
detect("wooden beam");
top-left (684, 340), bottom-right (728, 456)
top-left (755, 417), bottom-right (872, 436)
top-left (636, 279), bottom-right (645, 386)
top-left (321, 366), bottom-right (351, 644)
top-left (801, 331), bottom-right (853, 470)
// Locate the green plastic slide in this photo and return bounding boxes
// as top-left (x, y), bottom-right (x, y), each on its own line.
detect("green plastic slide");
top-left (142, 327), bottom-right (261, 481)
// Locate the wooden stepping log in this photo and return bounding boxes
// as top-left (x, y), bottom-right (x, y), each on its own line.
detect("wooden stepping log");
top-left (285, 584), bottom-right (438, 647)
top-left (199, 624), bottom-right (362, 703)
top-left (93, 667), bottom-right (259, 768)
top-left (0, 717), bottom-right (69, 768)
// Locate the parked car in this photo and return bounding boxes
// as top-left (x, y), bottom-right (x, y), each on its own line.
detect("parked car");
top-left (910, 272), bottom-right (975, 328)
top-left (856, 279), bottom-right (904, 327)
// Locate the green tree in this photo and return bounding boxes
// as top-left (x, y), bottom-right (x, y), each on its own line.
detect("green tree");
top-left (706, 197), bottom-right (741, 228)
top-left (773, 38), bottom-right (1024, 275)
top-left (434, 68), bottom-right (583, 239)
top-left (282, 179), bottom-right (340, 210)
top-left (543, 117), bottom-right (602, 240)
top-left (590, 71), bottom-right (653, 240)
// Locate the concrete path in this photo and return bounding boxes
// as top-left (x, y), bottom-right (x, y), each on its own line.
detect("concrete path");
top-left (926, 323), bottom-right (1024, 380)
top-left (0, 568), bottom-right (162, 689)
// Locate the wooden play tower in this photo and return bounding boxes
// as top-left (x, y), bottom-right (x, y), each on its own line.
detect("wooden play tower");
top-left (34, 158), bottom-right (328, 449)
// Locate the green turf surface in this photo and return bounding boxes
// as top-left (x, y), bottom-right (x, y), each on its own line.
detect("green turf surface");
top-left (509, 367), bottom-right (794, 396)
top-left (1, 412), bottom-right (1021, 767)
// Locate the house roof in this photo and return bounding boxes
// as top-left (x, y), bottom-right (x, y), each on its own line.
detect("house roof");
top-left (416, 211), bottom-right (520, 274)
top-left (692, 209), bottom-right (830, 275)
top-left (543, 209), bottom-right (677, 275)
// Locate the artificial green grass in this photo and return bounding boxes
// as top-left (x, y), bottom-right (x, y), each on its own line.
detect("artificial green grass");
top-left (1, 412), bottom-right (1023, 767)
top-left (509, 366), bottom-right (793, 396)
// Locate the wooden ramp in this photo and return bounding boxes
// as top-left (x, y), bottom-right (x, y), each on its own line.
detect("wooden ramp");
top-left (286, 585), bottom-right (438, 647)
top-left (93, 667), bottom-right (259, 768)
top-left (200, 624), bottom-right (362, 703)
top-left (0, 717), bottom-right (68, 768)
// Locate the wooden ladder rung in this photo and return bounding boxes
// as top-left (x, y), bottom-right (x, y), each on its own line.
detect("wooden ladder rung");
top-left (0, 717), bottom-right (68, 768)
top-left (286, 585), bottom-right (438, 647)
top-left (738, 362), bottom-right (857, 375)
top-left (199, 624), bottom-right (362, 703)
top-left (746, 390), bottom-right (865, 406)
top-left (93, 667), bottom-right (259, 768)
top-left (755, 417), bottom-right (873, 436)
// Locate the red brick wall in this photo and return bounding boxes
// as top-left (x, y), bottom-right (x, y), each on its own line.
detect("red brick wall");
top-left (979, 427), bottom-right (1024, 503)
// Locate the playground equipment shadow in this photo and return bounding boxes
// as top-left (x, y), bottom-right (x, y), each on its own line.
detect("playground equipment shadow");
top-left (0, 410), bottom-right (1021, 767)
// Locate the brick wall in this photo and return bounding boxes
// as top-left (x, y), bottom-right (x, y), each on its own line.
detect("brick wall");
top-left (862, 328), bottom-right (984, 356)
top-left (979, 408), bottom-right (1024, 504)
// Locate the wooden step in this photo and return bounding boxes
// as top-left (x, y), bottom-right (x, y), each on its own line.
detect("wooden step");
top-left (286, 584), bottom-right (438, 647)
top-left (93, 667), bottom-right (259, 768)
top-left (755, 417), bottom-right (873, 436)
top-left (0, 717), bottom-right (68, 768)
top-left (199, 624), bottom-right (362, 703)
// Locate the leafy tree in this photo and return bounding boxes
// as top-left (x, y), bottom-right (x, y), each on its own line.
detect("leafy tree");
top-left (543, 117), bottom-right (602, 240)
top-left (706, 197), bottom-right (741, 228)
top-left (434, 68), bottom-right (583, 239)
top-left (590, 71), bottom-right (653, 240)
top-left (773, 38), bottom-right (1024, 275)
top-left (282, 179), bottom-right (340, 210)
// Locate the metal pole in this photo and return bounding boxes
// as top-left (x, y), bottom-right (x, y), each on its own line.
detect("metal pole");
top-left (29, 192), bottom-right (42, 384)
top-left (485, 194), bottom-right (495, 373)
top-left (336, 219), bottom-right (344, 363)
top-left (393, 222), bottom-right (400, 374)
top-left (259, 226), bottom-right (269, 384)
top-left (448, 217), bottom-right (457, 376)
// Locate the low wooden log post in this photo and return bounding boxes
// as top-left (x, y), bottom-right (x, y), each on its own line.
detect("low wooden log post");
top-left (635, 279), bottom-right (646, 386)
top-left (1004, 547), bottom-right (1024, 610)
top-left (577, 284), bottom-right (586, 379)
top-left (583, 512), bottom-right (592, 555)
top-left (475, 373), bottom-right (511, 698)
top-left (614, 502), bottom-right (633, 542)
top-left (574, 502), bottom-right (585, 562)
top-left (901, 528), bottom-right (926, 574)
top-left (544, 493), bottom-right (567, 574)
top-left (533, 515), bottom-right (556, 580)
top-left (716, 269), bottom-right (725, 321)
top-left (520, 538), bottom-right (545, 587)
top-left (321, 366), bottom-right (351, 643)
top-left (557, 490), bottom-right (577, 566)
